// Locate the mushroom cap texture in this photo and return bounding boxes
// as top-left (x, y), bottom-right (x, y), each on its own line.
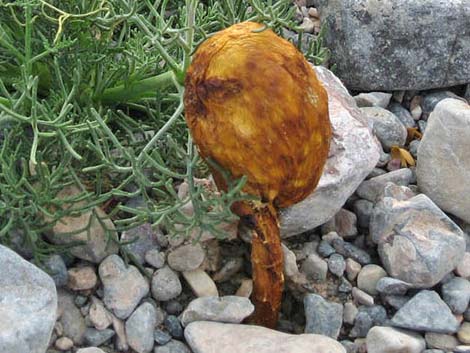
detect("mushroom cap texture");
top-left (184, 21), bottom-right (332, 209)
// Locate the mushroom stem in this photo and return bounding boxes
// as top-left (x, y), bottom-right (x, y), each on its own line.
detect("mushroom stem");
top-left (245, 202), bottom-right (284, 328)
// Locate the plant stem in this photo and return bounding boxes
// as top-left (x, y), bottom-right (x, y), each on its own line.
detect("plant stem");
top-left (0, 97), bottom-right (10, 108)
top-left (96, 71), bottom-right (174, 104)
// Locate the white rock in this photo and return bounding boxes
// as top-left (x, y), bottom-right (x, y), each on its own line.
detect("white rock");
top-left (180, 296), bottom-right (254, 327)
top-left (357, 265), bottom-right (387, 296)
top-left (280, 66), bottom-right (380, 237)
top-left (0, 245), bottom-right (57, 353)
top-left (184, 321), bottom-right (346, 353)
top-left (417, 98), bottom-right (470, 223)
top-left (366, 326), bottom-right (425, 353)
top-left (182, 269), bottom-right (218, 297)
top-left (76, 348), bottom-right (106, 353)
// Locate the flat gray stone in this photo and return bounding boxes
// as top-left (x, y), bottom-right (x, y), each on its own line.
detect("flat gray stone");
top-left (316, 0), bottom-right (470, 90)
top-left (280, 66), bottom-right (380, 236)
top-left (121, 223), bottom-right (161, 265)
top-left (154, 340), bottom-right (191, 353)
top-left (356, 169), bottom-right (413, 202)
top-left (126, 302), bottom-right (157, 353)
top-left (371, 194), bottom-right (466, 287)
top-left (304, 294), bottom-right (343, 339)
top-left (180, 296), bottom-right (254, 327)
top-left (391, 290), bottom-right (459, 333)
top-left (184, 321), bottom-right (347, 353)
top-left (57, 290), bottom-right (86, 344)
top-left (0, 245), bottom-right (57, 353)
top-left (354, 92), bottom-right (392, 108)
top-left (417, 98), bottom-right (470, 223)
top-left (441, 277), bottom-right (470, 314)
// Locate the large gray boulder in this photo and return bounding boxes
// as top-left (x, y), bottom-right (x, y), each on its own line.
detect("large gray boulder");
top-left (0, 245), bottom-right (57, 353)
top-left (417, 98), bottom-right (470, 224)
top-left (316, 0), bottom-right (470, 90)
top-left (280, 66), bottom-right (380, 236)
top-left (370, 193), bottom-right (466, 288)
top-left (184, 321), bottom-right (347, 353)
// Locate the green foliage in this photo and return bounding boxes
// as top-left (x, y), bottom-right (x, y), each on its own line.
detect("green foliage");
top-left (0, 0), bottom-right (329, 261)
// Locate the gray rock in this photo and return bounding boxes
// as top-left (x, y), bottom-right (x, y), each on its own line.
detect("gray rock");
top-left (184, 321), bottom-right (347, 353)
top-left (151, 266), bottom-right (182, 301)
top-left (359, 305), bottom-right (387, 326)
top-left (349, 311), bottom-right (373, 338)
top-left (304, 294), bottom-right (343, 339)
top-left (417, 98), bottom-right (470, 224)
top-left (343, 302), bottom-right (358, 325)
top-left (126, 302), bottom-right (157, 353)
top-left (441, 277), bottom-right (470, 314)
top-left (145, 249), bottom-right (166, 269)
top-left (366, 326), bottom-right (425, 353)
top-left (354, 92), bottom-right (392, 108)
top-left (356, 169), bottom-right (413, 202)
top-left (164, 315), bottom-right (183, 339)
top-left (340, 340), bottom-right (357, 353)
top-left (322, 208), bottom-right (358, 238)
top-left (456, 252), bottom-right (470, 278)
top-left (316, 0), bottom-right (470, 90)
top-left (360, 107), bottom-right (407, 151)
top-left (338, 277), bottom-right (353, 293)
top-left (425, 332), bottom-right (459, 351)
top-left (180, 296), bottom-right (254, 327)
top-left (383, 295), bottom-right (410, 310)
top-left (154, 329), bottom-right (172, 345)
top-left (352, 287), bottom-right (374, 307)
top-left (167, 243), bottom-right (205, 272)
top-left (387, 103), bottom-right (416, 128)
top-left (418, 120), bottom-right (427, 133)
top-left (280, 66), bottom-right (380, 236)
top-left (456, 346), bottom-right (470, 353)
top-left (83, 328), bottom-right (115, 346)
top-left (317, 240), bottom-right (336, 257)
top-left (345, 258), bottom-right (362, 282)
top-left (45, 186), bottom-right (119, 263)
top-left (422, 350), bottom-right (445, 353)
top-left (352, 199), bottom-right (374, 229)
top-left (371, 193), bottom-right (466, 287)
top-left (0, 245), bottom-right (58, 353)
top-left (390, 290), bottom-right (459, 333)
top-left (408, 140), bottom-right (420, 159)
top-left (466, 85), bottom-right (470, 103)
top-left (182, 269), bottom-right (218, 298)
top-left (99, 255), bottom-right (149, 319)
top-left (121, 223), bottom-right (161, 265)
top-left (458, 322), bottom-right (470, 345)
top-left (421, 91), bottom-right (466, 120)
top-left (42, 255), bottom-right (68, 287)
top-left (57, 290), bottom-right (86, 344)
top-left (301, 253), bottom-right (328, 282)
top-left (328, 254), bottom-right (346, 277)
top-left (331, 238), bottom-right (371, 265)
top-left (357, 264), bottom-right (387, 296)
top-left (376, 277), bottom-right (411, 296)
top-left (154, 340), bottom-right (191, 353)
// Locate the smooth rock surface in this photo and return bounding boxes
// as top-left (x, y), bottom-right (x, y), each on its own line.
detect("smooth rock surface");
top-left (125, 302), bottom-right (157, 353)
top-left (57, 290), bottom-right (86, 344)
top-left (441, 277), bottom-right (470, 314)
top-left (182, 269), bottom-right (218, 297)
top-left (356, 169), bottom-right (413, 202)
top-left (99, 255), bottom-right (149, 319)
top-left (154, 340), bottom-right (191, 353)
top-left (316, 0), bottom-right (470, 90)
top-left (425, 332), bottom-right (459, 351)
top-left (371, 194), bottom-right (466, 287)
top-left (184, 321), bottom-right (347, 353)
top-left (360, 107), bottom-right (407, 151)
top-left (390, 290), bottom-right (459, 333)
top-left (304, 294), bottom-right (343, 339)
top-left (167, 243), bottom-right (205, 272)
top-left (357, 265), bottom-right (387, 296)
top-left (366, 326), bottom-right (425, 353)
top-left (151, 266), bottom-right (182, 301)
top-left (280, 66), bottom-right (380, 236)
top-left (354, 92), bottom-right (392, 108)
top-left (0, 245), bottom-right (58, 353)
top-left (180, 296), bottom-right (254, 327)
top-left (417, 98), bottom-right (470, 223)
top-left (121, 223), bottom-right (161, 265)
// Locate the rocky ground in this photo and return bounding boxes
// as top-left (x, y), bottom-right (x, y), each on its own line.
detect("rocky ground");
top-left (2, 1), bottom-right (470, 353)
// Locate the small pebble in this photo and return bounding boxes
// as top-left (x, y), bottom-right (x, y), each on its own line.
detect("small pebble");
top-left (235, 279), bottom-right (253, 298)
top-left (83, 328), bottom-right (115, 346)
top-left (154, 329), bottom-right (172, 345)
top-left (332, 238), bottom-right (371, 265)
top-left (164, 300), bottom-right (183, 315)
top-left (89, 297), bottom-right (112, 330)
top-left (425, 332), bottom-right (459, 351)
top-left (350, 311), bottom-right (373, 338)
top-left (317, 240), bottom-right (336, 257)
top-left (182, 269), bottom-right (218, 297)
top-left (212, 257), bottom-right (244, 282)
top-left (144, 249), bottom-right (166, 269)
top-left (67, 266), bottom-right (97, 291)
top-left (352, 199), bottom-right (374, 229)
top-left (345, 258), bottom-right (362, 282)
top-left (43, 255), bottom-right (68, 287)
top-left (344, 302), bottom-right (359, 325)
top-left (154, 340), bottom-right (191, 353)
top-left (164, 315), bottom-right (183, 339)
top-left (376, 277), bottom-right (410, 295)
top-left (301, 253), bottom-right (328, 282)
top-left (357, 265), bottom-right (387, 296)
top-left (410, 96), bottom-right (423, 120)
top-left (328, 254), bottom-right (346, 277)
top-left (338, 277), bottom-right (353, 293)
top-left (55, 337), bottom-right (74, 351)
top-left (442, 277), bottom-right (470, 314)
top-left (352, 287), bottom-right (374, 306)
top-left (458, 322), bottom-right (470, 344)
top-left (167, 243), bottom-right (205, 272)
top-left (151, 266), bottom-right (182, 302)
